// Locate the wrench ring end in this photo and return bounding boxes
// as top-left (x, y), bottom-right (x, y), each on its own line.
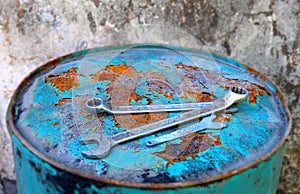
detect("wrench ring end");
top-left (86, 97), bottom-right (111, 113)
top-left (227, 87), bottom-right (248, 104)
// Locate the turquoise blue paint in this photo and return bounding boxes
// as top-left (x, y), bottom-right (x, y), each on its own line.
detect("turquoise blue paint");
top-left (11, 132), bottom-right (285, 194)
top-left (8, 44), bottom-right (290, 193)
top-left (263, 80), bottom-right (279, 94)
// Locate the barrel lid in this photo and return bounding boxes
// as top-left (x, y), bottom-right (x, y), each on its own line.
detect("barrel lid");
top-left (9, 44), bottom-right (290, 187)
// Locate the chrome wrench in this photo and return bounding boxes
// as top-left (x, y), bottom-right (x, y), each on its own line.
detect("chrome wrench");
top-left (80, 86), bottom-right (248, 159)
top-left (86, 97), bottom-right (213, 114)
top-left (145, 107), bottom-right (239, 147)
top-left (145, 115), bottom-right (226, 147)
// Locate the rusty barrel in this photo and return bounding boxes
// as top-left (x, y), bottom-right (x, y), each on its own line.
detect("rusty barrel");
top-left (6, 44), bottom-right (291, 194)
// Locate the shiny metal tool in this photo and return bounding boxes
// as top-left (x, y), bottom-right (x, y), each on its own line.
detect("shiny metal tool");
top-left (145, 115), bottom-right (226, 147)
top-left (86, 97), bottom-right (213, 114)
top-left (80, 86), bottom-right (248, 159)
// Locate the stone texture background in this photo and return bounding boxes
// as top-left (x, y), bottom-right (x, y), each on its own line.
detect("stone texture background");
top-left (0, 0), bottom-right (299, 193)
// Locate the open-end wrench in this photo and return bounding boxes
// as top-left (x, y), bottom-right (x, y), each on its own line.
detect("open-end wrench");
top-left (80, 86), bottom-right (248, 159)
top-left (86, 97), bottom-right (213, 114)
top-left (145, 115), bottom-right (226, 147)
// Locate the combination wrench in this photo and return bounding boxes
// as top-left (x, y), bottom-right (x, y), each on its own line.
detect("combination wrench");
top-left (145, 114), bottom-right (226, 147)
top-left (80, 87), bottom-right (248, 159)
top-left (86, 97), bottom-right (213, 114)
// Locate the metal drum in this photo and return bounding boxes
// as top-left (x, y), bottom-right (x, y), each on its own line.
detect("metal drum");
top-left (6, 44), bottom-right (291, 194)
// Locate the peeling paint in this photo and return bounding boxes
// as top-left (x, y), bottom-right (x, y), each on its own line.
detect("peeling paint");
top-left (46, 67), bottom-right (79, 92)
top-left (6, 45), bottom-right (290, 193)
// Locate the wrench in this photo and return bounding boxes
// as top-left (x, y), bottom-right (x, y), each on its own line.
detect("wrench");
top-left (86, 97), bottom-right (213, 114)
top-left (80, 86), bottom-right (248, 159)
top-left (145, 115), bottom-right (226, 147)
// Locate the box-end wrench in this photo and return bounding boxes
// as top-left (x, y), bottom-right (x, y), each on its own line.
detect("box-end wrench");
top-left (86, 97), bottom-right (213, 114)
top-left (80, 86), bottom-right (248, 159)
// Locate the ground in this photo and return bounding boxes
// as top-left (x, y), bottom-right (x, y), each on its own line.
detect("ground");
top-left (0, 0), bottom-right (299, 193)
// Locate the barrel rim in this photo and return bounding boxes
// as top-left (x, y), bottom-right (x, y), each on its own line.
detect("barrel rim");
top-left (6, 43), bottom-right (292, 189)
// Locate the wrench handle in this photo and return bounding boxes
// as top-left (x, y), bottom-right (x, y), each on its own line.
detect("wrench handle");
top-left (112, 87), bottom-right (248, 145)
top-left (112, 98), bottom-right (225, 144)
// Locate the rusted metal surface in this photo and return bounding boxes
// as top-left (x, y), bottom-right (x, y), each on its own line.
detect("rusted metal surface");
top-left (6, 44), bottom-right (291, 193)
top-left (46, 67), bottom-right (79, 92)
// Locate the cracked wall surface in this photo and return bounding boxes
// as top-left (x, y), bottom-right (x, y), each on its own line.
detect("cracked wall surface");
top-left (0, 0), bottom-right (299, 193)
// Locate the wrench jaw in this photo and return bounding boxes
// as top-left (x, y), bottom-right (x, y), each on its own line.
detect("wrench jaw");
top-left (80, 134), bottom-right (113, 159)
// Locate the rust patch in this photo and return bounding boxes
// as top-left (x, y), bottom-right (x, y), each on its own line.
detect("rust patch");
top-left (54, 98), bottom-right (72, 107)
top-left (51, 122), bottom-right (59, 126)
top-left (115, 112), bottom-right (169, 129)
top-left (154, 133), bottom-right (221, 168)
top-left (106, 64), bottom-right (129, 74)
top-left (156, 90), bottom-right (173, 99)
top-left (174, 62), bottom-right (199, 71)
top-left (93, 64), bottom-right (170, 129)
top-left (46, 67), bottom-right (79, 91)
top-left (92, 64), bottom-right (138, 82)
top-left (109, 82), bottom-right (168, 129)
top-left (183, 91), bottom-right (216, 102)
top-left (212, 136), bottom-right (222, 146)
top-left (214, 112), bottom-right (233, 122)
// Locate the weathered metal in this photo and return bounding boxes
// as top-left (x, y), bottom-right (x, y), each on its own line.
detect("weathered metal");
top-left (6, 44), bottom-right (291, 194)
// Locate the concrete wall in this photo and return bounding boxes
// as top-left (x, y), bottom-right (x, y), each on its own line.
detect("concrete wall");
top-left (0, 0), bottom-right (299, 193)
